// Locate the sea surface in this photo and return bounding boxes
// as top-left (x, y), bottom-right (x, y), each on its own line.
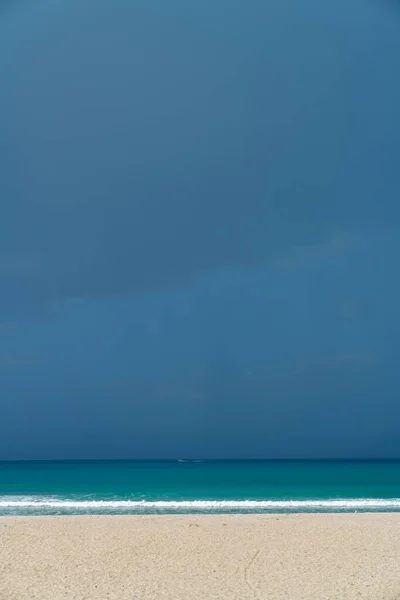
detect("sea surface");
top-left (1, 460), bottom-right (400, 516)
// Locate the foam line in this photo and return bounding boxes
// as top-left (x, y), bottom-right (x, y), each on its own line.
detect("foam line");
top-left (1, 498), bottom-right (400, 510)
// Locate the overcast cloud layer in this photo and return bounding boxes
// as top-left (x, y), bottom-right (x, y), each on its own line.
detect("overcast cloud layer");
top-left (1, 0), bottom-right (400, 458)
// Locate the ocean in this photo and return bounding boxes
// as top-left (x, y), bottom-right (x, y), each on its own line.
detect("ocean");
top-left (1, 460), bottom-right (400, 515)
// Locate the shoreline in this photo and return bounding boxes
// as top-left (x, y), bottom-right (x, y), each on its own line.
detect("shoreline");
top-left (2, 497), bottom-right (400, 516)
top-left (2, 514), bottom-right (400, 599)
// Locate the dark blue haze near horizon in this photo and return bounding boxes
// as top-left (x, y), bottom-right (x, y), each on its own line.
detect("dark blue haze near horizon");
top-left (1, 0), bottom-right (400, 460)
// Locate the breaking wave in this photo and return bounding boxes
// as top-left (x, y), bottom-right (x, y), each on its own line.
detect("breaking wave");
top-left (1, 496), bottom-right (400, 515)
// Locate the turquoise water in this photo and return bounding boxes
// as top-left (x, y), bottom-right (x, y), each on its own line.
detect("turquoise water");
top-left (1, 460), bottom-right (400, 515)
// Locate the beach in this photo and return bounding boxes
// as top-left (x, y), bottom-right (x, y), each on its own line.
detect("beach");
top-left (1, 514), bottom-right (400, 600)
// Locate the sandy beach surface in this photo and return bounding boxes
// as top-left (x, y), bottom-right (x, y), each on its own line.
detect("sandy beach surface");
top-left (1, 513), bottom-right (400, 600)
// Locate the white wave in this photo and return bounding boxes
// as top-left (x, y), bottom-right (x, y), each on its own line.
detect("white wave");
top-left (1, 498), bottom-right (400, 510)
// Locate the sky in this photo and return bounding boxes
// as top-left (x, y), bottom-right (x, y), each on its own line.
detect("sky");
top-left (1, 0), bottom-right (400, 459)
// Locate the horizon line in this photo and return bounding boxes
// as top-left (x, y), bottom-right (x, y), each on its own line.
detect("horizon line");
top-left (1, 457), bottom-right (400, 463)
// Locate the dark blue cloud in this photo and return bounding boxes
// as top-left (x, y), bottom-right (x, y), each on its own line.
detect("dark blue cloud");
top-left (0, 0), bottom-right (400, 458)
top-left (1, 0), bottom-right (400, 319)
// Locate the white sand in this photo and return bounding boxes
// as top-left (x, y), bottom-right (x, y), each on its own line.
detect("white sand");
top-left (1, 514), bottom-right (400, 600)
